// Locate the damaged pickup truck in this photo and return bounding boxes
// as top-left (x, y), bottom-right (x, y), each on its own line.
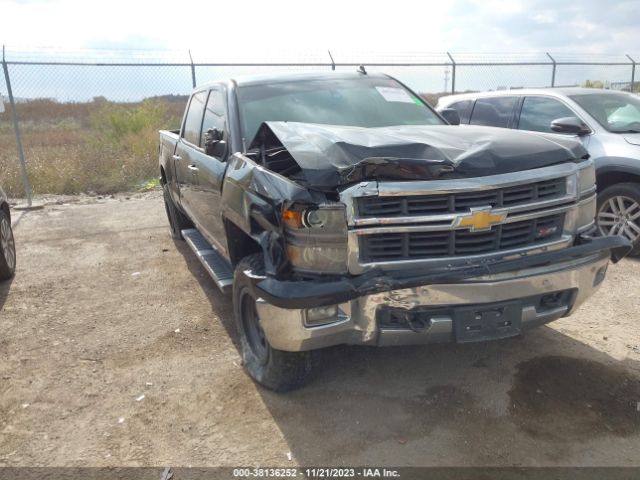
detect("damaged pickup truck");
top-left (159, 72), bottom-right (630, 391)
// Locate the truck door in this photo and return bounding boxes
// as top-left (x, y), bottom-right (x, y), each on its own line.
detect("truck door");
top-left (174, 90), bottom-right (208, 220)
top-left (188, 87), bottom-right (230, 256)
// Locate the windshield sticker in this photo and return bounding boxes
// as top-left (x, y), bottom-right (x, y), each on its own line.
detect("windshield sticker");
top-left (375, 87), bottom-right (415, 103)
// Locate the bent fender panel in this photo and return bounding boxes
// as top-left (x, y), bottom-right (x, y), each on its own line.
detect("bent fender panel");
top-left (221, 153), bottom-right (318, 275)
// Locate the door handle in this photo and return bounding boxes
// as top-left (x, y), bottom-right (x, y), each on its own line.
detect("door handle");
top-left (172, 154), bottom-right (182, 161)
top-left (187, 164), bottom-right (199, 172)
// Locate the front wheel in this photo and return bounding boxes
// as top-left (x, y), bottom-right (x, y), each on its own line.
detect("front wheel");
top-left (596, 183), bottom-right (640, 256)
top-left (233, 254), bottom-right (313, 392)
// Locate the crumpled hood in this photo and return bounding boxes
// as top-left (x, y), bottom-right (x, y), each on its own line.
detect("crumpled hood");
top-left (250, 121), bottom-right (589, 190)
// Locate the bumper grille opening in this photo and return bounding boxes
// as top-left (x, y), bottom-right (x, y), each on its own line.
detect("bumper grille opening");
top-left (360, 214), bottom-right (564, 263)
top-left (357, 177), bottom-right (566, 218)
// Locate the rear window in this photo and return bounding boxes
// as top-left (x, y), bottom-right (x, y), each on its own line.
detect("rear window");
top-left (470, 96), bottom-right (518, 128)
top-left (182, 91), bottom-right (207, 146)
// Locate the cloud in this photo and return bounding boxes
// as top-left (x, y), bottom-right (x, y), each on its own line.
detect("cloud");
top-left (448, 0), bottom-right (640, 54)
top-left (1, 0), bottom-right (638, 58)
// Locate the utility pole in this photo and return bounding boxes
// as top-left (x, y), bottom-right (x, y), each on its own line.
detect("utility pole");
top-left (2, 45), bottom-right (33, 207)
top-left (444, 66), bottom-right (450, 94)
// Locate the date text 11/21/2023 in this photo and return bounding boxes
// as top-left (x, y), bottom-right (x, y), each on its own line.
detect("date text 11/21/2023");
top-left (232, 467), bottom-right (401, 478)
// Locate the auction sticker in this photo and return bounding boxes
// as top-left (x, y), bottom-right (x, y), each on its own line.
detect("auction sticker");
top-left (375, 87), bottom-right (414, 103)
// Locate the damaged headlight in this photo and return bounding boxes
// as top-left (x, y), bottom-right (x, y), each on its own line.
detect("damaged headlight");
top-left (282, 204), bottom-right (348, 274)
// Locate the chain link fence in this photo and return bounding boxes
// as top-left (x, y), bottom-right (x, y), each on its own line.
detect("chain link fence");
top-left (1, 47), bottom-right (639, 199)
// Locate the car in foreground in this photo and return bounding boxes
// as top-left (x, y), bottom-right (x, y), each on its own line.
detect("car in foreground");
top-left (159, 73), bottom-right (629, 391)
top-left (0, 187), bottom-right (16, 281)
top-left (436, 88), bottom-right (640, 254)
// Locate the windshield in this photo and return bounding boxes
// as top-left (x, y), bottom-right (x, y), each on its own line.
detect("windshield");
top-left (237, 76), bottom-right (443, 141)
top-left (569, 92), bottom-right (640, 133)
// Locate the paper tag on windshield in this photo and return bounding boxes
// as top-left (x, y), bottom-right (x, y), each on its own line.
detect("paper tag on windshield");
top-left (375, 87), bottom-right (414, 103)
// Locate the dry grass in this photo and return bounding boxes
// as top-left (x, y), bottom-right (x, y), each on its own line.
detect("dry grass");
top-left (0, 98), bottom-right (185, 196)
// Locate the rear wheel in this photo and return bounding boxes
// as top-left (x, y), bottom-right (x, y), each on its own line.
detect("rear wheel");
top-left (0, 209), bottom-right (16, 281)
top-left (233, 254), bottom-right (313, 392)
top-left (163, 182), bottom-right (192, 240)
top-left (596, 183), bottom-right (640, 256)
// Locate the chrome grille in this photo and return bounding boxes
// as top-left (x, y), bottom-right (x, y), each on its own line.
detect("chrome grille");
top-left (360, 214), bottom-right (564, 262)
top-left (357, 177), bottom-right (566, 217)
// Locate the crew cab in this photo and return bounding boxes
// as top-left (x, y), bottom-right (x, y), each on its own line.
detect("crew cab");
top-left (160, 72), bottom-right (629, 392)
top-left (437, 88), bottom-right (640, 254)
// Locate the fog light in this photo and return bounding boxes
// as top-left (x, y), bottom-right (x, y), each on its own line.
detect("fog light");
top-left (304, 305), bottom-right (339, 327)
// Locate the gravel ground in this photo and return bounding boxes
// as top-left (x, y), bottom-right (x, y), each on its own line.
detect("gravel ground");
top-left (0, 192), bottom-right (639, 467)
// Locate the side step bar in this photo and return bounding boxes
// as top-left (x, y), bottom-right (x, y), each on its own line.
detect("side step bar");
top-left (182, 228), bottom-right (234, 293)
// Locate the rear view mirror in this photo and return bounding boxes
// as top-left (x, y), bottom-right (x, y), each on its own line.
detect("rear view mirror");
top-left (439, 108), bottom-right (461, 125)
top-left (550, 117), bottom-right (591, 136)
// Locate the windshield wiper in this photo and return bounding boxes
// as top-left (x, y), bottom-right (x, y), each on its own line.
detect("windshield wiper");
top-left (611, 129), bottom-right (640, 133)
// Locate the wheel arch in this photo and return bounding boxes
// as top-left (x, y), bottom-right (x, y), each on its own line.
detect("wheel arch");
top-left (224, 218), bottom-right (263, 268)
top-left (596, 163), bottom-right (640, 193)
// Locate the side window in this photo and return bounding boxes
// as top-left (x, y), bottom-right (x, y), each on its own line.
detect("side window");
top-left (201, 89), bottom-right (227, 149)
top-left (182, 91), bottom-right (207, 146)
top-left (469, 96), bottom-right (518, 128)
top-left (449, 100), bottom-right (474, 124)
top-left (518, 96), bottom-right (576, 133)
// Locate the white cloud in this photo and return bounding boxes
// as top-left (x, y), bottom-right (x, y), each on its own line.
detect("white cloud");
top-left (1, 0), bottom-right (638, 57)
top-left (532, 11), bottom-right (557, 24)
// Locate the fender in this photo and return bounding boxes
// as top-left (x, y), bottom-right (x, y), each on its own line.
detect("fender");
top-left (221, 153), bottom-right (320, 275)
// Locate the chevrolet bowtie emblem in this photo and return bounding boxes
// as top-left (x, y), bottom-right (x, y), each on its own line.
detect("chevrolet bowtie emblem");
top-left (455, 208), bottom-right (506, 232)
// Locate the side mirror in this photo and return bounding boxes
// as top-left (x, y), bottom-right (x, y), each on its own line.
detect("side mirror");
top-left (439, 108), bottom-right (461, 125)
top-left (550, 117), bottom-right (591, 136)
top-left (204, 127), bottom-right (227, 157)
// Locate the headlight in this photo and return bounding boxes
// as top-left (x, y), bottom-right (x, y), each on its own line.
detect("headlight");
top-left (577, 160), bottom-right (596, 196)
top-left (282, 204), bottom-right (348, 274)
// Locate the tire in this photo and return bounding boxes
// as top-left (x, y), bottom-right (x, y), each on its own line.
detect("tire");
top-left (596, 183), bottom-right (640, 256)
top-left (233, 254), bottom-right (313, 392)
top-left (0, 209), bottom-right (16, 281)
top-left (163, 182), bottom-right (192, 240)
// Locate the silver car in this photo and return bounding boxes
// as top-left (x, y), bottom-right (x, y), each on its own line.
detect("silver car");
top-left (0, 187), bottom-right (16, 280)
top-left (437, 88), bottom-right (640, 254)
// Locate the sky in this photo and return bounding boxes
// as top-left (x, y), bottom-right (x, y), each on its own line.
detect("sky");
top-left (2, 0), bottom-right (639, 56)
top-left (1, 0), bottom-right (640, 100)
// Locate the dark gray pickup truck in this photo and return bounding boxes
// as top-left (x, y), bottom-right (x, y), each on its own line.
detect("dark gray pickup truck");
top-left (159, 72), bottom-right (629, 391)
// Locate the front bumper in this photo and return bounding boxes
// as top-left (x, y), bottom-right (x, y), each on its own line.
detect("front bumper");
top-left (254, 236), bottom-right (628, 352)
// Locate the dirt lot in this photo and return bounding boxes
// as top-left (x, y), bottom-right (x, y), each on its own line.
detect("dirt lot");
top-left (1, 192), bottom-right (639, 467)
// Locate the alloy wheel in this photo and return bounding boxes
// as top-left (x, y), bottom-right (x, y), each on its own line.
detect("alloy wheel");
top-left (597, 195), bottom-right (640, 243)
top-left (0, 216), bottom-right (16, 272)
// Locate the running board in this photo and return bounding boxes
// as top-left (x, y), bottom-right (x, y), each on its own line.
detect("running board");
top-left (181, 228), bottom-right (233, 293)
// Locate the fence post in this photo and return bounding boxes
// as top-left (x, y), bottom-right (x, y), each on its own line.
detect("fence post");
top-left (2, 45), bottom-right (32, 206)
top-left (627, 54), bottom-right (636, 92)
top-left (546, 52), bottom-right (556, 87)
top-left (328, 50), bottom-right (335, 71)
top-left (446, 52), bottom-right (456, 94)
top-left (188, 50), bottom-right (196, 88)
